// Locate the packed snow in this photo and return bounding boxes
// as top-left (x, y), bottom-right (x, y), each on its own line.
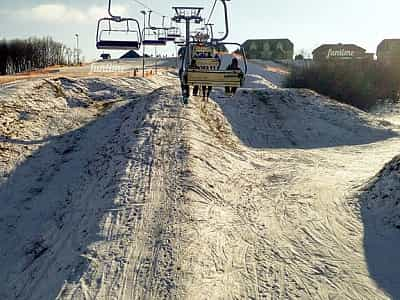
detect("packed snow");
top-left (0, 60), bottom-right (400, 299)
top-left (359, 154), bottom-right (400, 298)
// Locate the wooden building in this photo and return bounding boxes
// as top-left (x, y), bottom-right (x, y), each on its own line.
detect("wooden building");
top-left (242, 39), bottom-right (294, 60)
top-left (377, 39), bottom-right (400, 65)
top-left (312, 44), bottom-right (372, 61)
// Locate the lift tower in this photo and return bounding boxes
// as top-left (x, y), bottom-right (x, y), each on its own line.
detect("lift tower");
top-left (172, 7), bottom-right (204, 101)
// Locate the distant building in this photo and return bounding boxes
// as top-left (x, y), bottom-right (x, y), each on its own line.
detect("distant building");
top-left (312, 44), bottom-right (373, 61)
top-left (242, 39), bottom-right (294, 60)
top-left (377, 39), bottom-right (400, 65)
top-left (120, 50), bottom-right (141, 59)
top-left (100, 53), bottom-right (111, 60)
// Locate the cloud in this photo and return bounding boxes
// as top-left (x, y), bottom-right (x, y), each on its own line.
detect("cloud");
top-left (19, 3), bottom-right (128, 24)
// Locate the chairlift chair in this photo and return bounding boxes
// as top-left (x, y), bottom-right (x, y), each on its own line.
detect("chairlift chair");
top-left (185, 42), bottom-right (248, 94)
top-left (191, 44), bottom-right (221, 70)
top-left (96, 17), bottom-right (142, 50)
top-left (158, 29), bottom-right (176, 42)
top-left (142, 28), bottom-right (167, 46)
top-left (157, 16), bottom-right (179, 42)
top-left (143, 11), bottom-right (168, 45)
top-left (175, 40), bottom-right (185, 46)
top-left (177, 0), bottom-right (247, 98)
top-left (167, 26), bottom-right (182, 38)
top-left (96, 0), bottom-right (141, 50)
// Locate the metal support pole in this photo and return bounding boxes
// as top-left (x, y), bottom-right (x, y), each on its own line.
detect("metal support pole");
top-left (184, 19), bottom-right (191, 73)
top-left (172, 7), bottom-right (204, 103)
top-left (207, 23), bottom-right (214, 41)
top-left (155, 47), bottom-right (158, 74)
top-left (75, 34), bottom-right (79, 65)
top-left (141, 11), bottom-right (146, 77)
top-left (176, 45), bottom-right (179, 69)
top-left (212, 0), bottom-right (229, 43)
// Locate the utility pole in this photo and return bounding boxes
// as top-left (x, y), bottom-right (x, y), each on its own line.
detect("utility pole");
top-left (75, 34), bottom-right (80, 65)
top-left (154, 47), bottom-right (158, 74)
top-left (66, 48), bottom-right (70, 65)
top-left (140, 10), bottom-right (146, 77)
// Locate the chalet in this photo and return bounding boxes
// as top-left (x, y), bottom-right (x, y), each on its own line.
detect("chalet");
top-left (312, 44), bottom-right (372, 61)
top-left (377, 39), bottom-right (400, 65)
top-left (242, 39), bottom-right (294, 60)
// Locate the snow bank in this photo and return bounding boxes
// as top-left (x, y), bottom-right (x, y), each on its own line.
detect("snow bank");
top-left (362, 155), bottom-right (400, 229)
top-left (213, 87), bottom-right (396, 149)
top-left (0, 75), bottom-right (182, 299)
top-left (370, 100), bottom-right (400, 127)
top-left (0, 75), bottom-right (176, 184)
top-left (246, 59), bottom-right (288, 87)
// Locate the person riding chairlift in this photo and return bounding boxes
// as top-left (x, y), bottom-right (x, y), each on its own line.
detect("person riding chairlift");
top-left (190, 58), bottom-right (213, 100)
top-left (214, 53), bottom-right (222, 69)
top-left (225, 57), bottom-right (243, 95)
top-left (190, 59), bottom-right (202, 97)
top-left (199, 52), bottom-right (221, 100)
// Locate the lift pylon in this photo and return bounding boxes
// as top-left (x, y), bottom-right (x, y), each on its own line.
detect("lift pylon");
top-left (172, 7), bottom-right (204, 102)
top-left (173, 1), bottom-right (247, 103)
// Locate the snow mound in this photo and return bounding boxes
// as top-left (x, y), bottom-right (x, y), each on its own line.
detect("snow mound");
top-left (244, 74), bottom-right (278, 89)
top-left (370, 100), bottom-right (400, 127)
top-left (213, 87), bottom-right (396, 149)
top-left (0, 75), bottom-right (176, 184)
top-left (362, 155), bottom-right (400, 230)
top-left (246, 60), bottom-right (288, 87)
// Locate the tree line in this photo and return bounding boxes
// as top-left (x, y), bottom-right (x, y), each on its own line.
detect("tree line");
top-left (286, 60), bottom-right (400, 110)
top-left (0, 37), bottom-right (69, 75)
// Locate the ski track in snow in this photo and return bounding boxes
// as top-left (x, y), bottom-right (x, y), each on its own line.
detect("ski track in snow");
top-left (0, 61), bottom-right (400, 299)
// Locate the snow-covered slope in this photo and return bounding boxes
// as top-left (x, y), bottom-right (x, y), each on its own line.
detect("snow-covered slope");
top-left (360, 155), bottom-right (400, 298)
top-left (214, 88), bottom-right (395, 149)
top-left (0, 74), bottom-right (183, 299)
top-left (0, 75), bottom-right (173, 183)
top-left (1, 62), bottom-right (400, 299)
top-left (362, 155), bottom-right (400, 230)
top-left (181, 82), bottom-right (400, 299)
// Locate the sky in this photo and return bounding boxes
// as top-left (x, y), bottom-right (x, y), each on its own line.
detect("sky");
top-left (0, 0), bottom-right (399, 61)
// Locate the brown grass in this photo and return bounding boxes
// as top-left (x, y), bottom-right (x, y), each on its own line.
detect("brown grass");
top-left (286, 61), bottom-right (400, 110)
top-left (0, 66), bottom-right (170, 84)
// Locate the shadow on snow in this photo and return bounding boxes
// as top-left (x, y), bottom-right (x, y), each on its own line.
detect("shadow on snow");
top-left (359, 159), bottom-right (400, 299)
top-left (0, 96), bottom-right (153, 299)
top-left (212, 88), bottom-right (397, 149)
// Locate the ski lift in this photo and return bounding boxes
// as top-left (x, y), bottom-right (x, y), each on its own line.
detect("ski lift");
top-left (96, 0), bottom-right (141, 50)
top-left (178, 1), bottom-right (248, 99)
top-left (166, 19), bottom-right (182, 39)
top-left (158, 28), bottom-right (175, 42)
top-left (96, 18), bottom-right (141, 50)
top-left (143, 28), bottom-right (167, 46)
top-left (174, 38), bottom-right (185, 46)
top-left (190, 44), bottom-right (221, 70)
top-left (144, 12), bottom-right (174, 43)
top-left (167, 27), bottom-right (182, 38)
top-left (157, 16), bottom-right (176, 42)
top-left (186, 42), bottom-right (248, 90)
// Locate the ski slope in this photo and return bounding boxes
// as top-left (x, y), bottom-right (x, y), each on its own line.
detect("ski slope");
top-left (0, 61), bottom-right (400, 299)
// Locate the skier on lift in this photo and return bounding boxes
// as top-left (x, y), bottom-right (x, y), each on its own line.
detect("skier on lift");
top-left (225, 57), bottom-right (243, 95)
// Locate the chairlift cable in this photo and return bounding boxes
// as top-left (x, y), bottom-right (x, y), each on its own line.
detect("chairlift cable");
top-left (206, 0), bottom-right (218, 25)
top-left (132, 0), bottom-right (171, 19)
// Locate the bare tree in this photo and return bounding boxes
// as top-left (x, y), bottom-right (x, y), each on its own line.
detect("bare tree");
top-left (0, 37), bottom-right (68, 75)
